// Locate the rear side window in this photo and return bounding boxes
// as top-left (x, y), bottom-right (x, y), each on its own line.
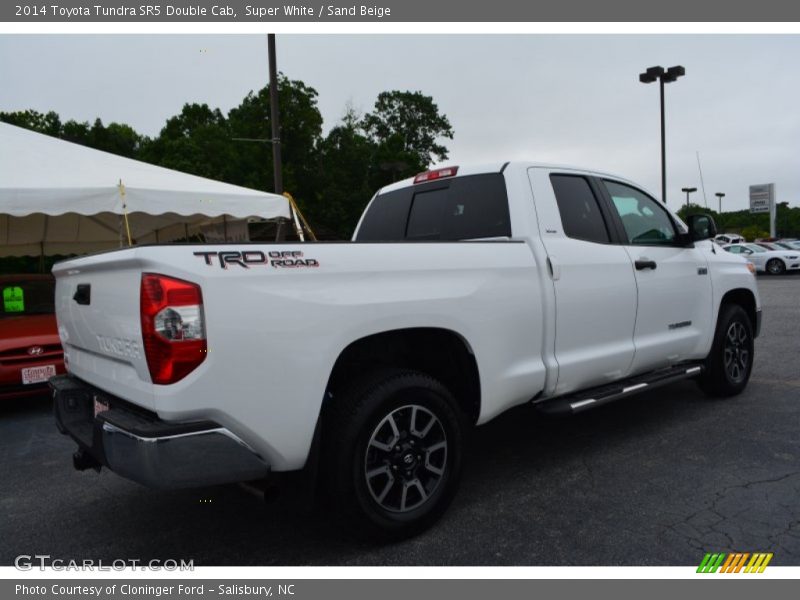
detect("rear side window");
top-left (550, 175), bottom-right (611, 244)
top-left (406, 187), bottom-right (449, 239)
top-left (356, 173), bottom-right (511, 241)
top-left (355, 190), bottom-right (413, 241)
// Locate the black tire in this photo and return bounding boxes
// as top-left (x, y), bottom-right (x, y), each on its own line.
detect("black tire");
top-left (698, 303), bottom-right (754, 397)
top-left (322, 369), bottom-right (465, 539)
top-left (766, 258), bottom-right (786, 276)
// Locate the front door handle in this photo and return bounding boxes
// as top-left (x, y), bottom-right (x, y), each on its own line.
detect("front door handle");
top-left (635, 259), bottom-right (657, 271)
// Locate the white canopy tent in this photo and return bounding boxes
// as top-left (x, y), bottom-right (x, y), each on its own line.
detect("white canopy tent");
top-left (0, 122), bottom-right (292, 257)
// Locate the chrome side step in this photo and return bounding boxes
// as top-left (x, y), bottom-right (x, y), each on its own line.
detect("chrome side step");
top-left (535, 363), bottom-right (705, 415)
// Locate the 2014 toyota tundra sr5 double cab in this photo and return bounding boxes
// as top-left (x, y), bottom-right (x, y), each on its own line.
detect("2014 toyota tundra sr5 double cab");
top-left (51, 162), bottom-right (761, 537)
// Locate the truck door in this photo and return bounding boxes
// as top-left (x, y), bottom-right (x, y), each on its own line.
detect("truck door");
top-left (599, 179), bottom-right (713, 373)
top-left (528, 168), bottom-right (638, 396)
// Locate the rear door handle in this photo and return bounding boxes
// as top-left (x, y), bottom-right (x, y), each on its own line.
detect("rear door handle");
top-left (547, 256), bottom-right (561, 281)
top-left (635, 259), bottom-right (657, 271)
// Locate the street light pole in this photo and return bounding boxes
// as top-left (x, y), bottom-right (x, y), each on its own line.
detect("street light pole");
top-left (681, 186), bottom-right (697, 208)
top-left (715, 192), bottom-right (725, 215)
top-left (639, 65), bottom-right (685, 205)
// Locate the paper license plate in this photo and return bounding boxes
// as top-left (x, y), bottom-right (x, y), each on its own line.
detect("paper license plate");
top-left (21, 364), bottom-right (56, 385)
top-left (93, 395), bottom-right (110, 417)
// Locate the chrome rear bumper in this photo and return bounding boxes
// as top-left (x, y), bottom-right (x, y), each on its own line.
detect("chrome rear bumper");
top-left (51, 375), bottom-right (269, 489)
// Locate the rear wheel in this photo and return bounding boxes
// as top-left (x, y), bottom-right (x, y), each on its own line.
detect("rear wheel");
top-left (322, 369), bottom-right (465, 539)
top-left (766, 259), bottom-right (786, 275)
top-left (698, 304), bottom-right (754, 397)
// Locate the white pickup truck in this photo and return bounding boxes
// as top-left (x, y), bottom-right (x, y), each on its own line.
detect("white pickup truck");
top-left (51, 162), bottom-right (761, 537)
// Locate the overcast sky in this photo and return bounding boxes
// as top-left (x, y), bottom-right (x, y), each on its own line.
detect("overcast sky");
top-left (1, 34), bottom-right (798, 210)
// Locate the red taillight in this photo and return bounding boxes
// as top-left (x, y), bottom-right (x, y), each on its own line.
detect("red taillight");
top-left (140, 273), bottom-right (206, 385)
top-left (413, 166), bottom-right (459, 184)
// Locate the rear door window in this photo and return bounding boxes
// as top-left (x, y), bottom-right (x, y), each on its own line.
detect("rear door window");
top-left (550, 174), bottom-right (611, 244)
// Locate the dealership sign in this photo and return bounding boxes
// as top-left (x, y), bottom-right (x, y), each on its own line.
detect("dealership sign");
top-left (749, 183), bottom-right (774, 214)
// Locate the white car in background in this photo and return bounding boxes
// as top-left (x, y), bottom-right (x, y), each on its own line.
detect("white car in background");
top-left (723, 243), bottom-right (800, 275)
top-left (775, 240), bottom-right (800, 251)
top-left (715, 233), bottom-right (745, 245)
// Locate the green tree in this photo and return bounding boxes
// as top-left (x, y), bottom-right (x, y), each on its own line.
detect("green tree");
top-left (740, 225), bottom-right (770, 242)
top-left (227, 74), bottom-right (323, 202)
top-left (362, 90), bottom-right (453, 188)
top-left (88, 119), bottom-right (143, 158)
top-left (676, 202), bottom-right (709, 222)
top-left (1, 110), bottom-right (143, 158)
top-left (139, 103), bottom-right (235, 183)
top-left (312, 106), bottom-right (375, 238)
top-left (0, 109), bottom-right (62, 137)
top-left (60, 119), bottom-right (91, 145)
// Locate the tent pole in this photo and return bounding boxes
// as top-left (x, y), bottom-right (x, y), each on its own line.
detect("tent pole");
top-left (284, 192), bottom-right (316, 241)
top-left (40, 215), bottom-right (49, 273)
top-left (290, 203), bottom-right (305, 242)
top-left (119, 180), bottom-right (133, 247)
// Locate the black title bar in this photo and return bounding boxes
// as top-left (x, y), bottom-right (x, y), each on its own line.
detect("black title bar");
top-left (3, 0), bottom-right (800, 22)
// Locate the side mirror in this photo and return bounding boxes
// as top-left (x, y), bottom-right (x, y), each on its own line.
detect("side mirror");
top-left (687, 214), bottom-right (718, 241)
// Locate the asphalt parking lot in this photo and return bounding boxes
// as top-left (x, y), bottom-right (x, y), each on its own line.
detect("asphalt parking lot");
top-left (1, 275), bottom-right (798, 566)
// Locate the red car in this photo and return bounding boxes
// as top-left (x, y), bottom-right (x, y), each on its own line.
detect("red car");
top-left (0, 274), bottom-right (65, 400)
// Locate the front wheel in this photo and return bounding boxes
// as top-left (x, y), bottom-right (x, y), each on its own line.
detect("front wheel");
top-left (698, 304), bottom-right (754, 397)
top-left (322, 369), bottom-right (465, 539)
top-left (766, 259), bottom-right (786, 275)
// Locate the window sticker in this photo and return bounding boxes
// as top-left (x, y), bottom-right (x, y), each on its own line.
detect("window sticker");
top-left (3, 286), bottom-right (24, 312)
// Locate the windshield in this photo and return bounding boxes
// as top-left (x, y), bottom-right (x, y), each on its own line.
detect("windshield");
top-left (1, 279), bottom-right (55, 318)
top-left (745, 244), bottom-right (766, 253)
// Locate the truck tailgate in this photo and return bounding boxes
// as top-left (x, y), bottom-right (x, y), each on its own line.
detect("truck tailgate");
top-left (53, 250), bottom-right (155, 410)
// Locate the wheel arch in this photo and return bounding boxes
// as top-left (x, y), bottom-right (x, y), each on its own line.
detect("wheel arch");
top-left (324, 327), bottom-right (482, 425)
top-left (719, 288), bottom-right (758, 335)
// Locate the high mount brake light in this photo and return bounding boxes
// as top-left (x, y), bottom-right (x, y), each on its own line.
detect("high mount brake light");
top-left (413, 166), bottom-right (459, 184)
top-left (140, 273), bottom-right (206, 385)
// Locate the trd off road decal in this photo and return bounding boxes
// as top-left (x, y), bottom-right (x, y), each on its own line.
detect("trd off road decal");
top-left (193, 250), bottom-right (320, 269)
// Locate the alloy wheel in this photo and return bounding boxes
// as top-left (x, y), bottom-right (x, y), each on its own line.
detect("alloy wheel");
top-left (723, 321), bottom-right (750, 383)
top-left (364, 404), bottom-right (448, 513)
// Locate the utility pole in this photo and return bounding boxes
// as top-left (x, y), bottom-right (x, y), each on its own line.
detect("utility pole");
top-left (268, 34), bottom-right (283, 195)
top-left (268, 34), bottom-right (285, 241)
